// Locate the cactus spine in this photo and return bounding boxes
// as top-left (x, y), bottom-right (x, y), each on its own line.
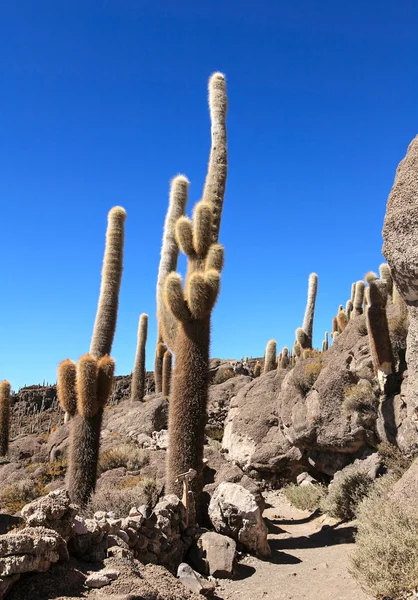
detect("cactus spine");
top-left (366, 279), bottom-right (395, 391)
top-left (163, 73), bottom-right (228, 517)
top-left (89, 207), bottom-right (126, 358)
top-left (264, 339), bottom-right (277, 373)
top-left (131, 313), bottom-right (148, 402)
top-left (162, 349), bottom-right (172, 397)
top-left (352, 281), bottom-right (365, 318)
top-left (0, 381), bottom-right (11, 456)
top-left (299, 273), bottom-right (318, 348)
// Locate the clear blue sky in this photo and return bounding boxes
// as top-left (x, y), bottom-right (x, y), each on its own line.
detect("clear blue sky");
top-left (1, 1), bottom-right (417, 390)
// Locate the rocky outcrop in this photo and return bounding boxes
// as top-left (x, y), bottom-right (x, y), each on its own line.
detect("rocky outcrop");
top-left (383, 135), bottom-right (418, 454)
top-left (208, 482), bottom-right (270, 557)
top-left (207, 375), bottom-right (251, 436)
top-left (21, 489), bottom-right (77, 541)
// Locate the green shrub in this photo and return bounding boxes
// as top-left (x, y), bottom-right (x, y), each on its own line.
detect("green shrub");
top-left (99, 444), bottom-right (148, 472)
top-left (321, 471), bottom-right (373, 521)
top-left (351, 476), bottom-right (418, 599)
top-left (283, 483), bottom-right (325, 512)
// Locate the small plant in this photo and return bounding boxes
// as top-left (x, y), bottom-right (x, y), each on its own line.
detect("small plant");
top-left (85, 477), bottom-right (157, 517)
top-left (321, 471), bottom-right (373, 521)
top-left (283, 483), bottom-right (325, 512)
top-left (292, 357), bottom-right (323, 397)
top-left (0, 479), bottom-right (47, 513)
top-left (343, 380), bottom-right (378, 424)
top-left (213, 368), bottom-right (235, 385)
top-left (350, 476), bottom-right (418, 599)
top-left (99, 444), bottom-right (149, 472)
top-left (377, 442), bottom-right (413, 479)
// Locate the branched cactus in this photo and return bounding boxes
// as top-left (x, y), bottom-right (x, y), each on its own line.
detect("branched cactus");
top-left (352, 281), bottom-right (365, 318)
top-left (253, 362), bottom-right (262, 377)
top-left (90, 207), bottom-right (126, 358)
top-left (366, 279), bottom-right (395, 391)
top-left (66, 354), bottom-right (115, 507)
top-left (131, 313), bottom-right (148, 402)
top-left (57, 360), bottom-right (77, 424)
top-left (162, 349), bottom-right (172, 397)
top-left (162, 73), bottom-right (228, 516)
top-left (0, 381), bottom-right (11, 457)
top-left (299, 273), bottom-right (318, 348)
top-left (264, 339), bottom-right (277, 373)
top-left (379, 263), bottom-right (393, 297)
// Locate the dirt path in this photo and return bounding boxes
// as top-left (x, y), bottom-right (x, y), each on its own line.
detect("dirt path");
top-left (216, 491), bottom-right (371, 600)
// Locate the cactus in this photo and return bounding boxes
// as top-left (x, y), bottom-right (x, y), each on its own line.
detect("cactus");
top-left (379, 263), bottom-right (393, 296)
top-left (337, 309), bottom-right (349, 332)
top-left (293, 342), bottom-right (302, 360)
top-left (154, 341), bottom-right (166, 394)
top-left (279, 347), bottom-right (289, 369)
top-left (253, 362), bottom-right (262, 377)
top-left (131, 313), bottom-right (148, 402)
top-left (351, 282), bottom-right (356, 304)
top-left (162, 73), bottom-right (228, 516)
top-left (0, 381), bottom-right (11, 456)
top-left (162, 349), bottom-right (172, 397)
top-left (57, 359), bottom-right (77, 424)
top-left (90, 207), bottom-right (126, 358)
top-left (321, 331), bottom-right (329, 353)
top-left (332, 316), bottom-right (338, 336)
top-left (366, 279), bottom-right (395, 391)
top-left (365, 271), bottom-right (378, 285)
top-left (299, 273), bottom-right (318, 348)
top-left (264, 339), bottom-right (277, 373)
top-left (302, 349), bottom-right (312, 359)
top-left (346, 300), bottom-right (353, 320)
top-left (321, 340), bottom-right (326, 352)
top-left (332, 331), bottom-right (339, 341)
top-left (67, 354), bottom-right (115, 507)
top-left (352, 281), bottom-right (365, 318)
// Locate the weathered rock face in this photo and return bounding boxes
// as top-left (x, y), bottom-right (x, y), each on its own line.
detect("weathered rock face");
top-left (102, 394), bottom-right (169, 440)
top-left (21, 489), bottom-right (77, 541)
top-left (194, 531), bottom-right (236, 578)
top-left (208, 482), bottom-right (270, 557)
top-left (383, 135), bottom-right (418, 453)
top-left (207, 375), bottom-right (251, 436)
top-left (392, 457), bottom-right (418, 505)
top-left (222, 371), bottom-right (299, 477)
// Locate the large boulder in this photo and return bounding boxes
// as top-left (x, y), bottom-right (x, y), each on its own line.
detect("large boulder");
top-left (193, 531), bottom-right (236, 578)
top-left (21, 489), bottom-right (77, 541)
top-left (208, 482), bottom-right (270, 557)
top-left (382, 135), bottom-right (418, 454)
top-left (102, 394), bottom-right (169, 440)
top-left (207, 375), bottom-right (251, 436)
top-left (222, 371), bottom-right (299, 477)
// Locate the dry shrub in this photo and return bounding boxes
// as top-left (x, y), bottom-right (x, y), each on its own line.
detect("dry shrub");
top-left (388, 312), bottom-right (408, 361)
top-left (356, 320), bottom-right (368, 336)
top-left (292, 358), bottom-right (323, 397)
top-left (377, 442), bottom-right (413, 479)
top-left (321, 471), bottom-right (373, 521)
top-left (85, 477), bottom-right (157, 517)
top-left (343, 380), bottom-right (378, 425)
top-left (351, 476), bottom-right (418, 599)
top-left (0, 479), bottom-right (47, 513)
top-left (99, 444), bottom-right (148, 473)
top-left (213, 368), bottom-right (235, 385)
top-left (283, 483), bottom-right (325, 512)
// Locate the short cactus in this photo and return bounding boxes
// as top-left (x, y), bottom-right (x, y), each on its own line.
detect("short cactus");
top-left (379, 263), bottom-right (393, 296)
top-left (366, 279), bottom-right (395, 391)
top-left (332, 316), bottom-right (339, 336)
top-left (337, 309), bottom-right (349, 332)
top-left (0, 381), bottom-right (11, 457)
top-left (264, 339), bottom-right (277, 373)
top-left (253, 362), bottom-right (262, 378)
top-left (162, 349), bottom-right (172, 397)
top-left (293, 343), bottom-right (302, 359)
top-left (57, 359), bottom-right (77, 423)
top-left (131, 313), bottom-right (148, 402)
top-left (279, 347), bottom-right (289, 369)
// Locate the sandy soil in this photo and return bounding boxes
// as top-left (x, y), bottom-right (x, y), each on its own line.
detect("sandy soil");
top-left (216, 491), bottom-right (371, 600)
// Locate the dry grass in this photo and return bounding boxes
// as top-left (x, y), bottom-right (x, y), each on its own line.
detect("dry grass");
top-left (99, 443), bottom-right (149, 472)
top-left (292, 357), bottom-right (323, 397)
top-left (377, 442), bottom-right (413, 479)
top-left (213, 368), bottom-right (235, 385)
top-left (321, 471), bottom-right (373, 521)
top-left (283, 483), bottom-right (325, 512)
top-left (85, 477), bottom-right (157, 517)
top-left (351, 476), bottom-right (418, 599)
top-left (343, 380), bottom-right (378, 424)
top-left (0, 479), bottom-right (47, 513)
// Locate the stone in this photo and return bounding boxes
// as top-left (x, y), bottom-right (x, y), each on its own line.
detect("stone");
top-left (177, 563), bottom-right (215, 597)
top-left (85, 573), bottom-right (111, 588)
top-left (197, 532), bottom-right (236, 578)
top-left (297, 472), bottom-right (318, 486)
top-left (208, 482), bottom-right (270, 557)
top-left (20, 489), bottom-right (77, 541)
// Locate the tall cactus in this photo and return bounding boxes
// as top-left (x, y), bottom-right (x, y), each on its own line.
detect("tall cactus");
top-left (163, 73), bottom-right (228, 515)
top-left (264, 339), bottom-right (277, 373)
top-left (298, 273), bottom-right (318, 348)
top-left (90, 207), bottom-right (126, 358)
top-left (162, 349), bottom-right (172, 397)
top-left (351, 282), bottom-right (356, 304)
top-left (352, 280), bottom-right (365, 318)
top-left (0, 381), bottom-right (11, 457)
top-left (346, 300), bottom-right (353, 320)
top-left (154, 342), bottom-right (166, 394)
top-left (131, 313), bottom-right (148, 402)
top-left (64, 206), bottom-right (125, 507)
top-left (366, 279), bottom-right (395, 391)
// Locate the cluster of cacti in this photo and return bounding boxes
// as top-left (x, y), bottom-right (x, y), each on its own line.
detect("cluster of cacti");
top-left (130, 313), bottom-right (148, 402)
top-left (58, 206), bottom-right (125, 507)
top-left (296, 273), bottom-right (318, 349)
top-left (0, 381), bottom-right (11, 457)
top-left (161, 72), bottom-right (227, 516)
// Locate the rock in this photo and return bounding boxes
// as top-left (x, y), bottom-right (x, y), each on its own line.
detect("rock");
top-left (177, 563), bottom-right (215, 597)
top-left (208, 482), bottom-right (270, 557)
top-left (151, 429), bottom-right (169, 449)
top-left (382, 135), bottom-right (418, 454)
top-left (0, 527), bottom-right (67, 576)
top-left (330, 451), bottom-right (382, 488)
top-left (392, 457), bottom-right (418, 505)
top-left (21, 489), bottom-right (77, 541)
top-left (207, 375), bottom-right (251, 434)
top-left (102, 395), bottom-right (169, 439)
top-left (85, 573), bottom-right (111, 588)
top-left (197, 532), bottom-right (236, 578)
top-left (0, 574), bottom-right (20, 598)
top-left (297, 472), bottom-right (318, 486)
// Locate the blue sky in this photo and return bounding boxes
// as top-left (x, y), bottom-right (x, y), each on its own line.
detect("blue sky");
top-left (1, 1), bottom-right (418, 390)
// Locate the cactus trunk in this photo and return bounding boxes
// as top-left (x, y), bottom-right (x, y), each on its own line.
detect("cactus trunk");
top-left (0, 381), bottom-right (11, 457)
top-left (131, 313), bottom-right (148, 402)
